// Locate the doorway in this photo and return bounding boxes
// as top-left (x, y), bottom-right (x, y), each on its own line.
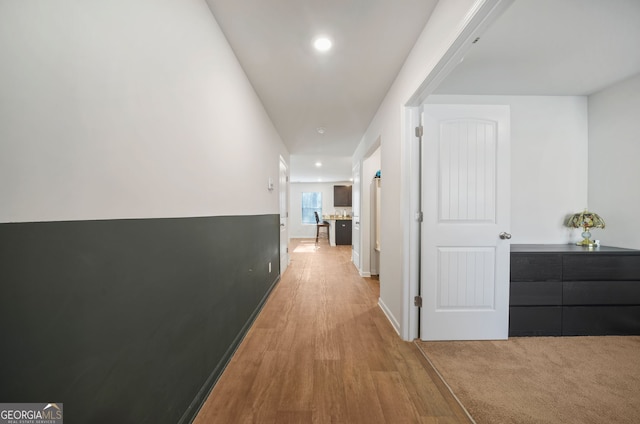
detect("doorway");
top-left (359, 140), bottom-right (381, 277)
top-left (279, 156), bottom-right (289, 275)
top-left (401, 0), bottom-right (514, 341)
top-left (418, 104), bottom-right (511, 340)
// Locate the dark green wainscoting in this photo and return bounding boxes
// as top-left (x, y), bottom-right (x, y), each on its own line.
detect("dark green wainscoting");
top-left (0, 215), bottom-right (280, 423)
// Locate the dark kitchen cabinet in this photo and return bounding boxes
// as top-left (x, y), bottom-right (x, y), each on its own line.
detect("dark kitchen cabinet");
top-left (334, 185), bottom-right (352, 207)
top-left (335, 219), bottom-right (352, 245)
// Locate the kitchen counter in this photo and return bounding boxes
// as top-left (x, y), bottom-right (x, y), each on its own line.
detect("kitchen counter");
top-left (320, 216), bottom-right (352, 246)
top-left (322, 216), bottom-right (352, 220)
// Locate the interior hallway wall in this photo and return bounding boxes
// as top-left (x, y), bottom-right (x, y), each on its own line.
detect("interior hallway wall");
top-left (0, 0), bottom-right (288, 223)
top-left (588, 73), bottom-right (640, 249)
top-left (0, 1), bottom-right (288, 422)
top-left (352, 0), bottom-right (482, 336)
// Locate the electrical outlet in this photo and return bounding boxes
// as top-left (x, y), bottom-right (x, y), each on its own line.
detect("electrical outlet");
top-left (268, 262), bottom-right (271, 273)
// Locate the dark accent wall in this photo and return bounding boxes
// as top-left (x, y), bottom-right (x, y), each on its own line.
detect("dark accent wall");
top-left (0, 215), bottom-right (280, 424)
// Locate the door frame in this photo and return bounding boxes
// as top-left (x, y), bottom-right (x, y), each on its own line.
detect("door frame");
top-left (400, 0), bottom-right (514, 340)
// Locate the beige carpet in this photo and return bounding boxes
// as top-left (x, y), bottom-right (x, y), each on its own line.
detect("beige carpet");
top-left (416, 337), bottom-right (640, 424)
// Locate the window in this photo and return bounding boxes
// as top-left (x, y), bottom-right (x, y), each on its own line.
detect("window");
top-left (301, 192), bottom-right (322, 224)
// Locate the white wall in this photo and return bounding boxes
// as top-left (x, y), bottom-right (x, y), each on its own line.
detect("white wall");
top-left (427, 95), bottom-right (589, 244)
top-left (352, 0), bottom-right (481, 335)
top-left (289, 182), bottom-right (352, 239)
top-left (0, 0), bottom-right (288, 223)
top-left (588, 73), bottom-right (640, 249)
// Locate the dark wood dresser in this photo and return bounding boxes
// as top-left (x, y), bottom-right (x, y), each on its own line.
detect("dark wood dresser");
top-left (509, 244), bottom-right (640, 336)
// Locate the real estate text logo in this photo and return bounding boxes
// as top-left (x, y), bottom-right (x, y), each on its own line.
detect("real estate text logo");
top-left (0, 403), bottom-right (63, 424)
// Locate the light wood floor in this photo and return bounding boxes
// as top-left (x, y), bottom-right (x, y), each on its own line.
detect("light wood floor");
top-left (193, 239), bottom-right (471, 424)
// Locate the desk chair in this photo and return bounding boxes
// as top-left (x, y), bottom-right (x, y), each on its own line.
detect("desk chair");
top-left (314, 211), bottom-right (330, 245)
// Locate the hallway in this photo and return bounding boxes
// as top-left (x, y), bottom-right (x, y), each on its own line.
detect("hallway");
top-left (193, 239), bottom-right (471, 423)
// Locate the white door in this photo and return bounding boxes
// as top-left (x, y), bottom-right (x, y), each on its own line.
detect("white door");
top-left (420, 104), bottom-right (511, 340)
top-left (279, 157), bottom-right (289, 275)
top-left (351, 162), bottom-right (361, 269)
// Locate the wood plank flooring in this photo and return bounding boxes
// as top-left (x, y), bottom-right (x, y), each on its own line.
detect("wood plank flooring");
top-left (193, 239), bottom-right (471, 424)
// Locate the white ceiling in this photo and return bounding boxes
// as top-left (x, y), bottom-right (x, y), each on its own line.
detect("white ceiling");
top-left (289, 155), bottom-right (353, 183)
top-left (435, 0), bottom-right (640, 96)
top-left (205, 0), bottom-right (438, 182)
top-left (206, 0), bottom-right (640, 182)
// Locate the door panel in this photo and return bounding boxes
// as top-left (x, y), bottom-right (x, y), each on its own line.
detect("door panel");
top-left (437, 247), bottom-right (495, 309)
top-left (438, 119), bottom-right (496, 222)
top-left (421, 104), bottom-right (510, 340)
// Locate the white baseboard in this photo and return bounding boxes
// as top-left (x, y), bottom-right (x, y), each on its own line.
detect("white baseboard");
top-left (359, 270), bottom-right (371, 277)
top-left (378, 298), bottom-right (401, 336)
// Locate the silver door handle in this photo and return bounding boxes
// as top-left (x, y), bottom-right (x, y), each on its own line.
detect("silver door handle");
top-left (499, 232), bottom-right (511, 240)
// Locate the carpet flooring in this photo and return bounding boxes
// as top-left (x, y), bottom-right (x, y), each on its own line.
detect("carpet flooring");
top-left (416, 336), bottom-right (640, 424)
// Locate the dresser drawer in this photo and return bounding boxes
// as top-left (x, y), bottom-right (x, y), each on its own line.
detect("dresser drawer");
top-left (563, 306), bottom-right (640, 335)
top-left (563, 255), bottom-right (640, 281)
top-left (509, 306), bottom-right (562, 336)
top-left (510, 281), bottom-right (562, 306)
top-left (511, 254), bottom-right (562, 282)
top-left (563, 281), bottom-right (640, 305)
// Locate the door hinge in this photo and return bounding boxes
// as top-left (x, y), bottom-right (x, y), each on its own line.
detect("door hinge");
top-left (286, 176), bottom-right (289, 182)
top-left (286, 247), bottom-right (289, 253)
top-left (415, 126), bottom-right (423, 138)
top-left (414, 295), bottom-right (422, 308)
top-left (415, 211), bottom-right (423, 222)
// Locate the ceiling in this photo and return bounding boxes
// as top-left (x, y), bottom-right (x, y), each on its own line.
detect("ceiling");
top-left (289, 154), bottom-right (353, 184)
top-left (206, 0), bottom-right (640, 182)
top-left (435, 0), bottom-right (640, 96)
top-left (205, 0), bottom-right (438, 182)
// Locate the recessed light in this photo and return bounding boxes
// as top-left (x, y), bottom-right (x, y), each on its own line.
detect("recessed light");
top-left (313, 36), bottom-right (332, 52)
top-left (315, 162), bottom-right (322, 167)
top-left (316, 127), bottom-right (326, 134)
